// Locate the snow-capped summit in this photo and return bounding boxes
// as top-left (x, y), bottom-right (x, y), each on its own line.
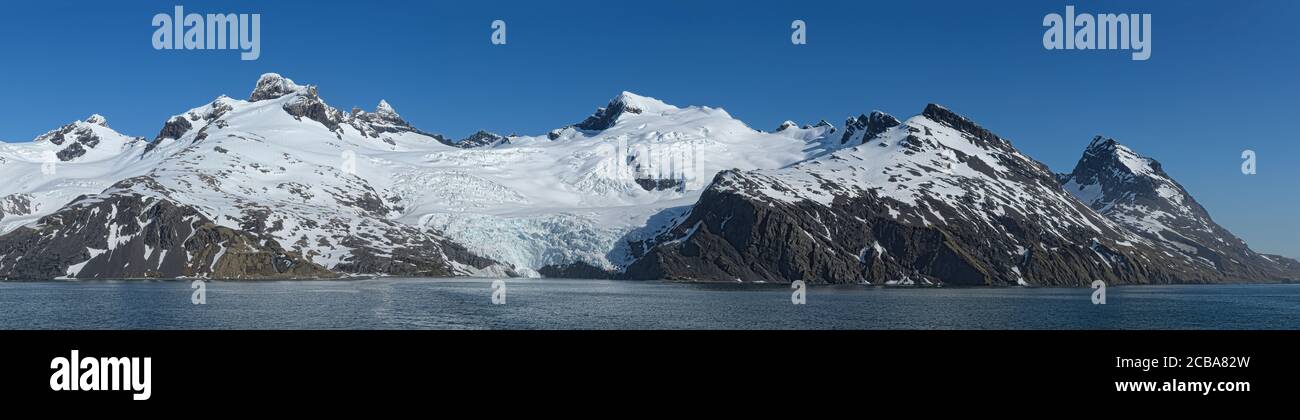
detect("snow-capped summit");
top-left (573, 91), bottom-right (680, 131)
top-left (85, 114), bottom-right (108, 127)
top-left (27, 115), bottom-right (142, 161)
top-left (775, 120), bottom-right (799, 132)
top-left (611, 91), bottom-right (677, 114)
top-left (375, 99), bottom-right (399, 118)
top-left (249, 73), bottom-right (309, 102)
top-left (0, 114), bottom-right (155, 238)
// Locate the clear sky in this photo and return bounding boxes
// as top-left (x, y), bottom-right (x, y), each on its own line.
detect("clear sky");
top-left (1, 0), bottom-right (1296, 257)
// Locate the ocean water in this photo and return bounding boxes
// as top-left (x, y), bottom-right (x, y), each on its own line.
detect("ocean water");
top-left (1, 278), bottom-right (1297, 329)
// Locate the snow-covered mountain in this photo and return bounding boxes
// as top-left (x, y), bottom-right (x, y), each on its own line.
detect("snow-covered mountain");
top-left (1, 74), bottom-right (511, 279)
top-left (0, 73), bottom-right (1293, 283)
top-left (1058, 137), bottom-right (1300, 281)
top-left (626, 105), bottom-right (1300, 285)
top-left (0, 115), bottom-right (155, 234)
top-left (0, 74), bottom-right (850, 279)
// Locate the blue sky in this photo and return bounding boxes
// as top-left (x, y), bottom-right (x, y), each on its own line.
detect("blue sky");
top-left (1, 0), bottom-right (1296, 257)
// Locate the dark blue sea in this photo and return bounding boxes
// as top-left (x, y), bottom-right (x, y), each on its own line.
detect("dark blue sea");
top-left (1, 279), bottom-right (1297, 329)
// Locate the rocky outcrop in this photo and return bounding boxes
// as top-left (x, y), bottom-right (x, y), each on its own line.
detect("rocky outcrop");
top-left (0, 194), bottom-right (34, 222)
top-left (154, 116), bottom-right (193, 142)
top-left (454, 130), bottom-right (506, 148)
top-left (0, 177), bottom-right (332, 279)
top-left (575, 98), bottom-right (642, 131)
top-left (249, 73), bottom-right (307, 102)
top-left (283, 92), bottom-right (344, 133)
top-left (840, 111), bottom-right (900, 145)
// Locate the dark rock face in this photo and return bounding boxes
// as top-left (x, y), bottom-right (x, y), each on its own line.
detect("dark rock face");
top-left (575, 97), bottom-right (643, 131)
top-left (624, 171), bottom-right (1176, 285)
top-left (34, 126), bottom-right (72, 145)
top-left (33, 121), bottom-right (124, 161)
top-left (55, 142), bottom-right (87, 161)
top-left (73, 127), bottom-right (100, 148)
top-left (0, 177), bottom-right (332, 279)
top-left (455, 130), bottom-right (506, 148)
top-left (1059, 136), bottom-right (1300, 281)
top-left (840, 111), bottom-right (900, 144)
top-left (635, 178), bottom-right (684, 192)
top-left (283, 94), bottom-right (344, 133)
top-left (539, 261), bottom-right (616, 279)
top-left (921, 104), bottom-right (1003, 145)
top-left (332, 233), bottom-right (507, 277)
top-left (147, 98), bottom-right (234, 153)
top-left (154, 116), bottom-right (192, 142)
top-left (0, 194), bottom-right (34, 222)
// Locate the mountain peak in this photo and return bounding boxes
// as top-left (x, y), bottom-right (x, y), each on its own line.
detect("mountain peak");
top-left (574, 91), bottom-right (678, 131)
top-left (921, 103), bottom-right (964, 125)
top-left (85, 114), bottom-right (108, 127)
top-left (607, 91), bottom-right (678, 117)
top-left (376, 99), bottom-right (399, 118)
top-left (776, 120), bottom-right (798, 131)
top-left (611, 91), bottom-right (674, 111)
top-left (921, 103), bottom-right (1002, 144)
top-left (1056, 137), bottom-right (1293, 278)
top-left (249, 73), bottom-right (309, 102)
top-left (1080, 136), bottom-right (1164, 178)
top-left (1086, 135), bottom-right (1120, 152)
